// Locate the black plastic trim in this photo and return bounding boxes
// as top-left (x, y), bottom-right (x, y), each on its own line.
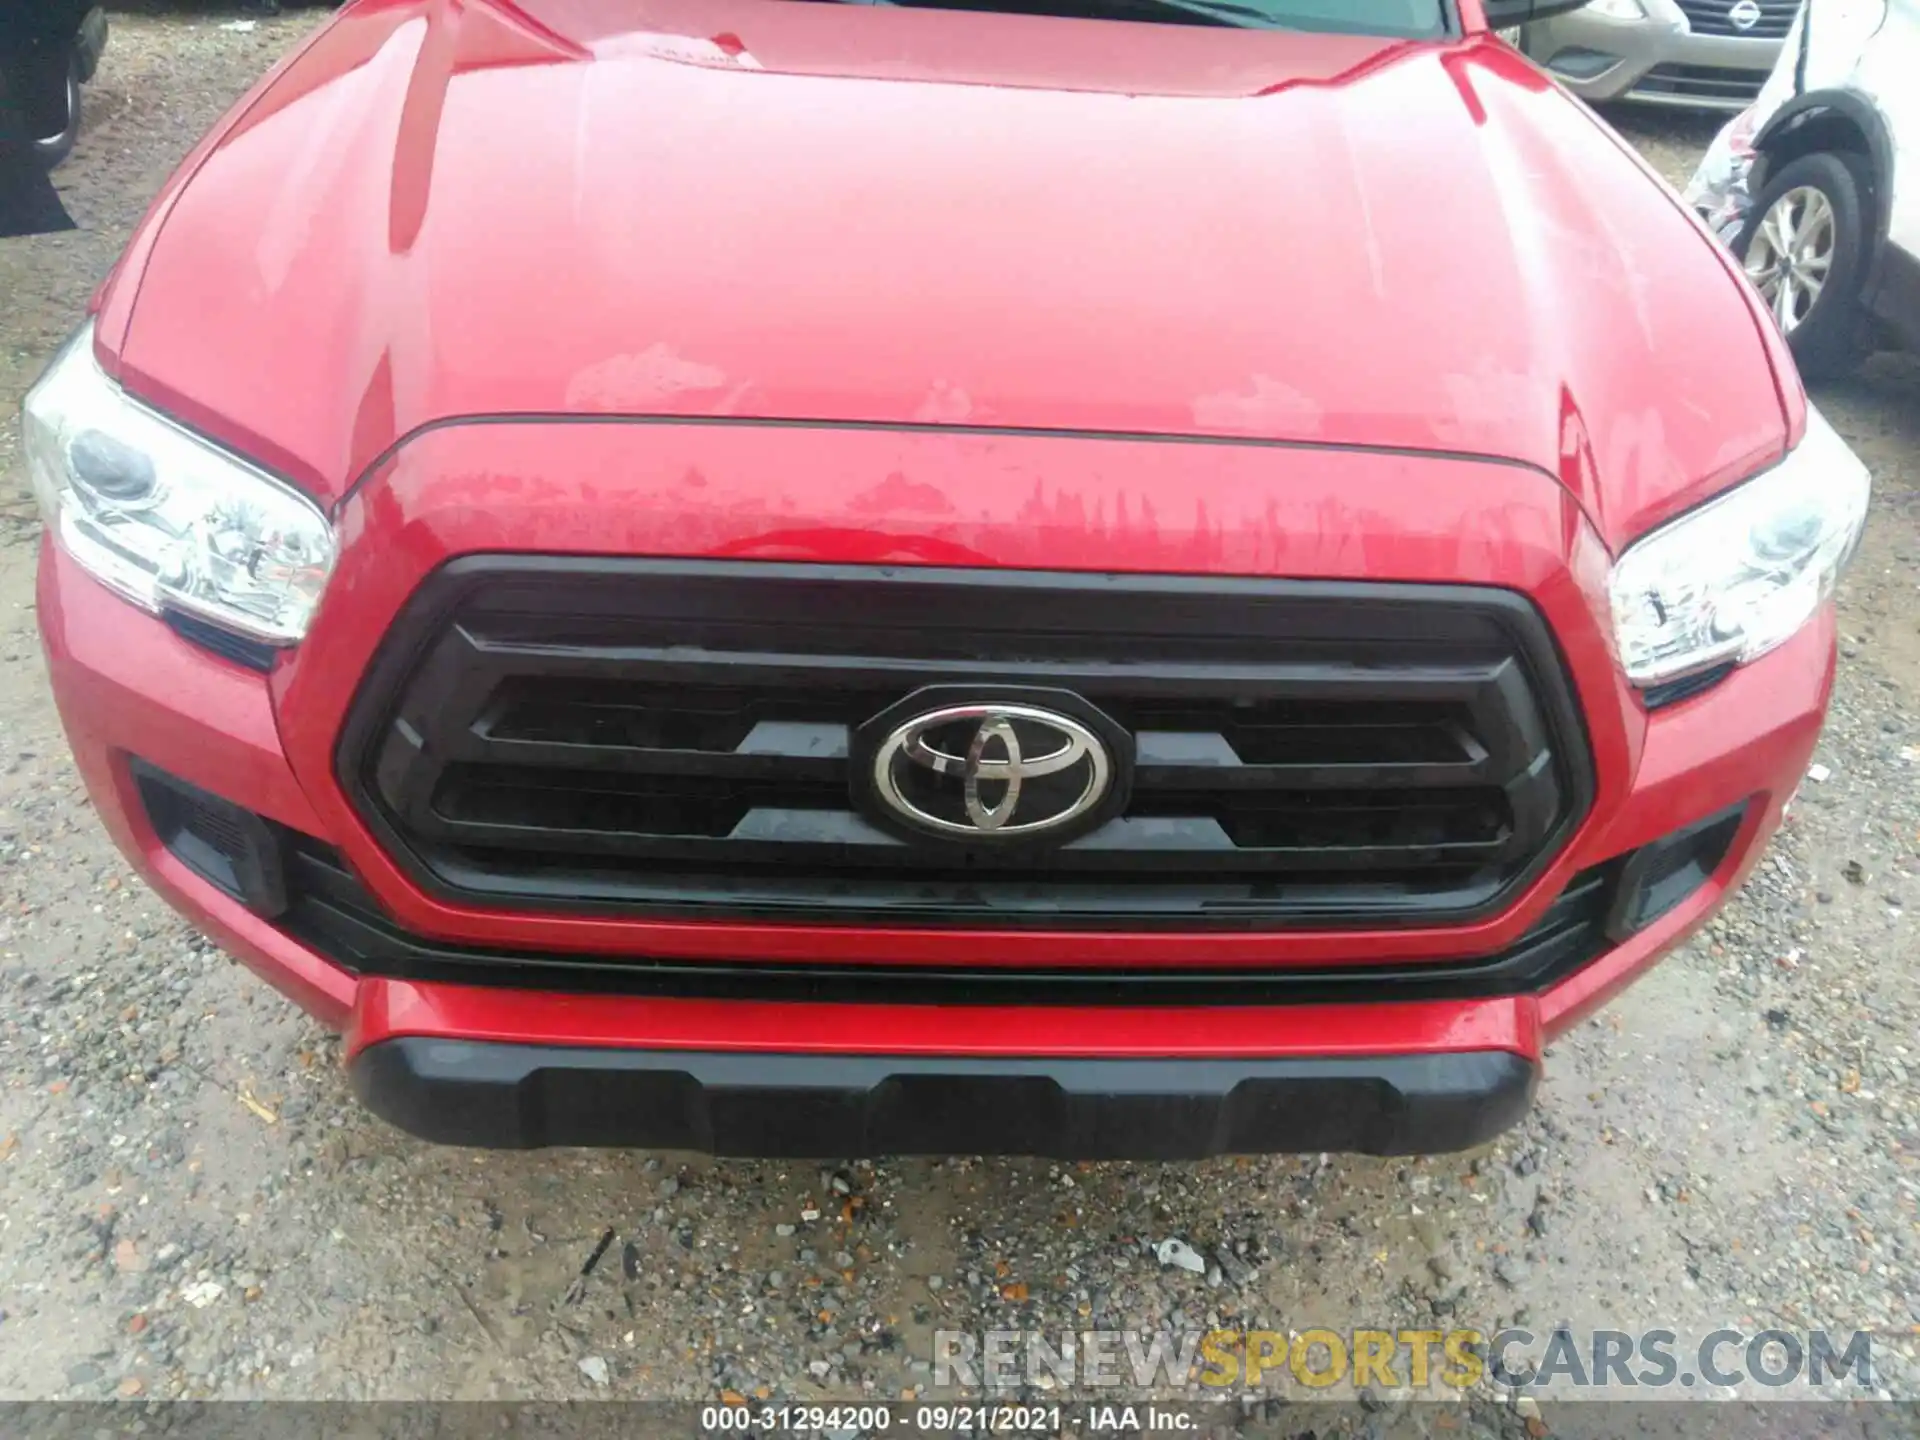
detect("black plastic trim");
top-left (279, 836), bottom-right (1619, 1006)
top-left (131, 759), bottom-right (288, 917)
top-left (336, 558), bottom-right (1595, 931)
top-left (163, 611), bottom-right (279, 673)
top-left (349, 1037), bottom-right (1538, 1157)
top-left (1641, 663), bottom-right (1735, 711)
top-left (1605, 802), bottom-right (1746, 942)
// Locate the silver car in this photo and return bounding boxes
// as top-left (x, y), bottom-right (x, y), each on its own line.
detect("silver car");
top-left (1512, 0), bottom-right (1796, 111)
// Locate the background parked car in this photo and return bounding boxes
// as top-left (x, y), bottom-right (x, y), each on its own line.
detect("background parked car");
top-left (15, 3), bottom-right (109, 170)
top-left (1512, 0), bottom-right (1795, 110)
top-left (1687, 0), bottom-right (1919, 376)
top-left (0, 2), bottom-right (105, 237)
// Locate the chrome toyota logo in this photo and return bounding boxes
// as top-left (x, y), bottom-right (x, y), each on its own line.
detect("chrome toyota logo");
top-left (1729, 0), bottom-right (1762, 29)
top-left (870, 703), bottom-right (1114, 839)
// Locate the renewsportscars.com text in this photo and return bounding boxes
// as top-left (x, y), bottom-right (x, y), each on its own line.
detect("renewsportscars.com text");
top-left (931, 1327), bottom-right (1877, 1394)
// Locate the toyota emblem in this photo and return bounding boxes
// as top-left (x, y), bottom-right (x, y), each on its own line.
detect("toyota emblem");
top-left (1729, 0), bottom-right (1762, 29)
top-left (868, 701), bottom-right (1117, 840)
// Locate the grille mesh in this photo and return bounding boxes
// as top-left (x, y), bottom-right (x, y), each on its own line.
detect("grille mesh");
top-left (1674, 0), bottom-right (1798, 38)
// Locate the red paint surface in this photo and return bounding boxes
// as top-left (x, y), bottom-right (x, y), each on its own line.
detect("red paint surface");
top-left (40, 505), bottom-right (1827, 1051)
top-left (97, 0), bottom-right (1795, 548)
top-left (344, 976), bottom-right (1544, 1062)
top-left (47, 0), bottom-right (1834, 1090)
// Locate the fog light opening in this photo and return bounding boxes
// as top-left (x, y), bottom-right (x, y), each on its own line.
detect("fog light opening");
top-left (1603, 802), bottom-right (1749, 943)
top-left (130, 759), bottom-right (290, 918)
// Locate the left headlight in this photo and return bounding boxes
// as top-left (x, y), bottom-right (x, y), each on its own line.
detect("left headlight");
top-left (1608, 405), bottom-right (1869, 688)
top-left (23, 322), bottom-right (335, 645)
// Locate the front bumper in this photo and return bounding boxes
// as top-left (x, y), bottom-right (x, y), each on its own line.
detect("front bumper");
top-left (1524, 7), bottom-right (1783, 110)
top-left (37, 394), bottom-right (1839, 1158)
top-left (352, 1039), bottom-right (1536, 1158)
top-left (39, 520), bottom-right (1834, 1155)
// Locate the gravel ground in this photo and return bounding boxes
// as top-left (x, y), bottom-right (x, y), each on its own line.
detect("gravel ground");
top-left (2, 10), bottom-right (1919, 1432)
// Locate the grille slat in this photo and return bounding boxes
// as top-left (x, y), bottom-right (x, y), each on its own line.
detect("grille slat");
top-left (469, 738), bottom-right (852, 781)
top-left (1135, 758), bottom-right (1498, 791)
top-left (425, 847), bottom-right (1512, 922)
top-left (455, 733), bottom-right (1502, 794)
top-left (467, 646), bottom-right (1516, 695)
top-left (340, 560), bottom-right (1590, 930)
top-left (1630, 62), bottom-right (1773, 105)
top-left (405, 798), bottom-right (1516, 873)
top-left (1674, 0), bottom-right (1798, 38)
top-left (280, 835), bottom-right (1621, 1003)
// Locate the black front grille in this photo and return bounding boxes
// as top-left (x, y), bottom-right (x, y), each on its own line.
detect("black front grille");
top-left (339, 560), bottom-right (1592, 929)
top-left (281, 833), bottom-right (1620, 1005)
top-left (1631, 63), bottom-right (1772, 105)
top-left (1675, 0), bottom-right (1798, 38)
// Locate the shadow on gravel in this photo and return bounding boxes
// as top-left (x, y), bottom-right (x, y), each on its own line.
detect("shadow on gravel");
top-left (1595, 103), bottom-right (1728, 148)
top-left (1841, 353), bottom-right (1920, 439)
top-left (1814, 354), bottom-right (1920, 499)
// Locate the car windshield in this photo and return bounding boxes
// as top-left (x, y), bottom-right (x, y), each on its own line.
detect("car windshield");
top-left (820, 0), bottom-right (1450, 39)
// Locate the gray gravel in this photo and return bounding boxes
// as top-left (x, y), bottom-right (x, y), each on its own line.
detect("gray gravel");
top-left (1, 8), bottom-right (1918, 1424)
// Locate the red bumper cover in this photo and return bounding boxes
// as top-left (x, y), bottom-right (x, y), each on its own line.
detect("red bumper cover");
top-left (36, 420), bottom-right (1836, 1153)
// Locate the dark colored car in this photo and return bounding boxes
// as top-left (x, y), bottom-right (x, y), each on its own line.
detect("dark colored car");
top-left (13, 3), bottom-right (108, 169)
top-left (0, 3), bottom-right (106, 237)
top-left (24, 0), bottom-right (1871, 1159)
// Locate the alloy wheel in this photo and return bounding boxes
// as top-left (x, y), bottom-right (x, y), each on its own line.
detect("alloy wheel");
top-left (1744, 185), bottom-right (1837, 334)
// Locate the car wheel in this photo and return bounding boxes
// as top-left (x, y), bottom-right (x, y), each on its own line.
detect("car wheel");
top-left (1736, 152), bottom-right (1874, 381)
top-left (31, 62), bottom-right (82, 172)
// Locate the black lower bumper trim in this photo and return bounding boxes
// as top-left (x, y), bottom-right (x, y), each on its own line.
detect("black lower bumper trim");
top-left (349, 1039), bottom-right (1537, 1159)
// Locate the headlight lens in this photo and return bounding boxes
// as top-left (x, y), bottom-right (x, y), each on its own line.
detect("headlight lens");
top-left (1586, 0), bottom-right (1649, 18)
top-left (23, 323), bottom-right (335, 645)
top-left (1608, 406), bottom-right (1869, 688)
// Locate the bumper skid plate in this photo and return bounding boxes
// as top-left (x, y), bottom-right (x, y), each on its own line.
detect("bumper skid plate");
top-left (350, 1039), bottom-right (1538, 1159)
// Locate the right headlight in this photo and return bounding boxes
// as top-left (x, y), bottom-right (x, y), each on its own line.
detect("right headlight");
top-left (22, 322), bottom-right (335, 645)
top-left (1608, 406), bottom-right (1870, 688)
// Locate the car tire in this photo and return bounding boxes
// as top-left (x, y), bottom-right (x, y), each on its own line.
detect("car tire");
top-left (1737, 152), bottom-right (1874, 382)
top-left (31, 62), bottom-right (82, 172)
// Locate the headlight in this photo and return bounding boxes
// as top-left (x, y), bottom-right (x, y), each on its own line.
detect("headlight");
top-left (1586, 0), bottom-right (1648, 18)
top-left (23, 322), bottom-right (335, 645)
top-left (1608, 406), bottom-right (1869, 688)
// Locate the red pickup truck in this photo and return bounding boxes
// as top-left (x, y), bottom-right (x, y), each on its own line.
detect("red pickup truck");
top-left (24, 0), bottom-right (1870, 1158)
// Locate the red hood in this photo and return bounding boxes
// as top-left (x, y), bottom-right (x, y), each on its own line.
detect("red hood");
top-left (106, 0), bottom-right (1791, 547)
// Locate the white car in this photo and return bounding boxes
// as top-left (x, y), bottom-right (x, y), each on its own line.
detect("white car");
top-left (1687, 0), bottom-right (1919, 376)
